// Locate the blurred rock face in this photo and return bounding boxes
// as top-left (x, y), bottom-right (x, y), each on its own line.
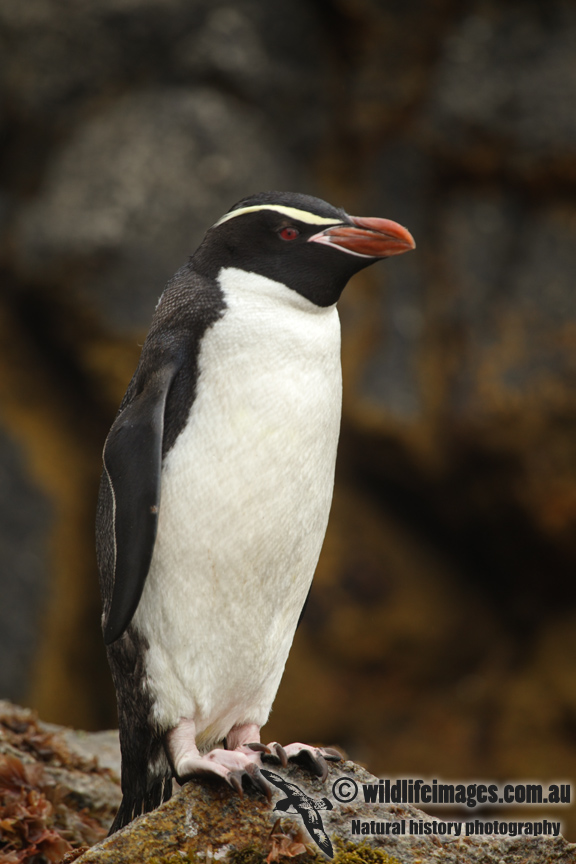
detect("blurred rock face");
top-left (15, 87), bottom-right (297, 330)
top-left (3, 0), bottom-right (576, 839)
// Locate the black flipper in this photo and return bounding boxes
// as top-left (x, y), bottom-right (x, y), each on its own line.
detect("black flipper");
top-left (296, 585), bottom-right (312, 629)
top-left (101, 361), bottom-right (179, 645)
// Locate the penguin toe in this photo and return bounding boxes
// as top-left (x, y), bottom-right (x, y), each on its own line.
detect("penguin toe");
top-left (242, 741), bottom-right (272, 754)
top-left (264, 743), bottom-right (342, 782)
top-left (291, 747), bottom-right (329, 781)
top-left (321, 747), bottom-right (343, 761)
top-left (262, 741), bottom-right (288, 768)
top-left (245, 762), bottom-right (272, 800)
top-left (225, 769), bottom-right (245, 796)
top-left (175, 747), bottom-right (272, 798)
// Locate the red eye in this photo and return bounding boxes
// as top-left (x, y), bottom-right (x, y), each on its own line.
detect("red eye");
top-left (279, 226), bottom-right (300, 241)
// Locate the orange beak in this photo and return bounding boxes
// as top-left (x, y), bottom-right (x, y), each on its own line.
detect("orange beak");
top-left (308, 215), bottom-right (416, 258)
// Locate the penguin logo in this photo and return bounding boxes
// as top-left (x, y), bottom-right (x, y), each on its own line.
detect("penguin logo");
top-left (261, 769), bottom-right (334, 858)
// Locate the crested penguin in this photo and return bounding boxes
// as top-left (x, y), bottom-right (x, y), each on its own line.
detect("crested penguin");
top-left (96, 191), bottom-right (415, 833)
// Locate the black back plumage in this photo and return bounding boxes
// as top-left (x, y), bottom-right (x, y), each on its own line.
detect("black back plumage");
top-left (97, 265), bottom-right (225, 644)
top-left (96, 265), bottom-right (225, 831)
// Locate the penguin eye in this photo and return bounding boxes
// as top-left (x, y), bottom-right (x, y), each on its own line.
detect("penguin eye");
top-left (279, 226), bottom-right (300, 241)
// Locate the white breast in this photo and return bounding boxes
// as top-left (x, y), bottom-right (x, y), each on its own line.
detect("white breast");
top-left (133, 267), bottom-right (342, 746)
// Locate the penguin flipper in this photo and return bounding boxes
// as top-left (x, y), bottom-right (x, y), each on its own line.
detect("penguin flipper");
top-left (98, 361), bottom-right (179, 645)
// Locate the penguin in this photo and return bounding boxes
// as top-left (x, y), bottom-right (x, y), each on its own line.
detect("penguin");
top-left (96, 191), bottom-right (415, 833)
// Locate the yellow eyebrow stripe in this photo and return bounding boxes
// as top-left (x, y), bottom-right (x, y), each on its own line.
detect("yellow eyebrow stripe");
top-left (213, 204), bottom-right (343, 228)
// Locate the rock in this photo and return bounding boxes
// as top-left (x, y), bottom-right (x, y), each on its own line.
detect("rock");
top-left (73, 759), bottom-right (576, 864)
top-left (57, 730), bottom-right (122, 780)
top-left (3, 700), bottom-right (573, 863)
top-left (423, 0), bottom-right (576, 179)
top-left (0, 0), bottom-right (327, 136)
top-left (347, 138), bottom-right (432, 422)
top-left (0, 427), bottom-right (51, 704)
top-left (13, 86), bottom-right (302, 334)
top-left (172, 0), bottom-right (329, 147)
top-left (0, 297), bottom-right (115, 733)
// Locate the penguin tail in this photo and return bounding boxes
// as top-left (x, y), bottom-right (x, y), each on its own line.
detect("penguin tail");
top-left (108, 771), bottom-right (172, 835)
top-left (105, 626), bottom-right (174, 834)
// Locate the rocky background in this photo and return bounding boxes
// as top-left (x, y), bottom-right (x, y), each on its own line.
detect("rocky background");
top-left (2, 0), bottom-right (576, 843)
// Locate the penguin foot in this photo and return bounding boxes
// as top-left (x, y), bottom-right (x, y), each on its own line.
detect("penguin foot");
top-left (175, 748), bottom-right (271, 798)
top-left (262, 742), bottom-right (342, 782)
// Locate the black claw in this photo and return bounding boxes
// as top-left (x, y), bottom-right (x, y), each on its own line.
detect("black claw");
top-left (246, 763), bottom-right (272, 800)
top-left (315, 755), bottom-right (329, 782)
top-left (292, 749), bottom-right (328, 781)
top-left (261, 742), bottom-right (288, 768)
top-left (227, 770), bottom-right (244, 796)
top-left (274, 743), bottom-right (288, 768)
top-left (245, 742), bottom-right (270, 754)
top-left (321, 747), bottom-right (343, 761)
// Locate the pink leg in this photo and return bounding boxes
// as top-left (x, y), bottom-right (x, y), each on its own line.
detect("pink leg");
top-left (225, 722), bottom-right (262, 750)
top-left (165, 718), bottom-right (270, 797)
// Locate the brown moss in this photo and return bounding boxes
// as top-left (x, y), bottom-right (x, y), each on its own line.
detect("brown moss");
top-left (332, 840), bottom-right (402, 864)
top-left (225, 836), bottom-right (404, 864)
top-left (147, 856), bottom-right (199, 864)
top-left (228, 845), bottom-right (268, 864)
top-left (226, 838), bottom-right (403, 864)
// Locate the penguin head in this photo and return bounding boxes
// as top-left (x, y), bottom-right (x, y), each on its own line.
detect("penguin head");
top-left (193, 191), bottom-right (415, 307)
